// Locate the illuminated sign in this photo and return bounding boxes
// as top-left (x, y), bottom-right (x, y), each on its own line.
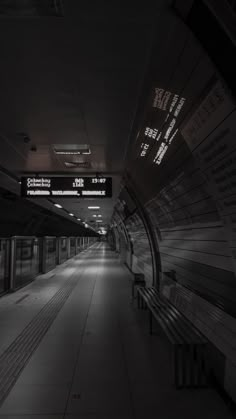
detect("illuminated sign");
top-left (138, 86), bottom-right (186, 163)
top-left (21, 177), bottom-right (112, 198)
top-left (153, 88), bottom-right (172, 110)
top-left (144, 127), bottom-right (158, 139)
top-left (140, 142), bottom-right (150, 157)
top-left (153, 142), bottom-right (168, 165)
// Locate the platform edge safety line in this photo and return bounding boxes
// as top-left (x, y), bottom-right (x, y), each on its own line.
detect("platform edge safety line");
top-left (0, 247), bottom-right (96, 407)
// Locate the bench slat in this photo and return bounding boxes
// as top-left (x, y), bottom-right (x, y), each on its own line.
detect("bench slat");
top-left (150, 296), bottom-right (205, 344)
top-left (137, 287), bottom-right (206, 344)
top-left (136, 286), bottom-right (208, 388)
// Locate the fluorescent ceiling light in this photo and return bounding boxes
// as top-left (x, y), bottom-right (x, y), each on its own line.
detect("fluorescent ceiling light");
top-left (97, 215), bottom-right (102, 217)
top-left (88, 206), bottom-right (100, 209)
top-left (56, 151), bottom-right (91, 155)
top-left (77, 218), bottom-right (81, 221)
top-left (54, 203), bottom-right (62, 209)
top-left (69, 213), bottom-right (74, 217)
top-left (85, 223), bottom-right (88, 228)
top-left (55, 151), bottom-right (81, 155)
top-left (53, 144), bottom-right (91, 155)
top-left (92, 215), bottom-right (97, 217)
top-left (96, 220), bottom-right (102, 223)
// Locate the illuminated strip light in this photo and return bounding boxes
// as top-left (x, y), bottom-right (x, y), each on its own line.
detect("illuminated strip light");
top-left (54, 150), bottom-right (91, 155)
top-left (156, 144), bottom-right (168, 165)
top-left (156, 132), bottom-right (162, 142)
top-left (55, 151), bottom-right (81, 155)
top-left (164, 118), bottom-right (176, 140)
top-left (153, 129), bottom-right (179, 165)
top-left (153, 142), bottom-right (166, 163)
top-left (169, 94), bottom-right (179, 112)
top-left (174, 98), bottom-right (185, 117)
top-left (168, 128), bottom-right (178, 144)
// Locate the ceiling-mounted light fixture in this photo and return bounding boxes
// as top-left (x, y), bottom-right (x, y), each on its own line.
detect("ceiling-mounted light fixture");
top-left (53, 144), bottom-right (91, 155)
top-left (69, 213), bottom-right (74, 217)
top-left (77, 218), bottom-right (81, 221)
top-left (54, 203), bottom-right (62, 209)
top-left (88, 206), bottom-right (100, 210)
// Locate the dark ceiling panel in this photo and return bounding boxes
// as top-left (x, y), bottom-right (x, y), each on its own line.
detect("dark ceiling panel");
top-left (0, 0), bottom-right (64, 17)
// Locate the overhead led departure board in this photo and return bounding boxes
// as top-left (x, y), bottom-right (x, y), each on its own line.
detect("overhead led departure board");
top-left (21, 177), bottom-right (112, 198)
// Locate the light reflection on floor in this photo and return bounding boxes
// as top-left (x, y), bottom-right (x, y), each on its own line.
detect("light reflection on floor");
top-left (0, 243), bottom-right (233, 419)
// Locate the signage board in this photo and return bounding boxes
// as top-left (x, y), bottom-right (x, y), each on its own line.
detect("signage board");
top-left (21, 176), bottom-right (112, 198)
top-left (136, 85), bottom-right (186, 165)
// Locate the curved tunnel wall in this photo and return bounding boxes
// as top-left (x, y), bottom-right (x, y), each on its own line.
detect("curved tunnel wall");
top-left (114, 9), bottom-right (236, 402)
top-left (125, 212), bottom-right (153, 287)
top-left (111, 190), bottom-right (154, 288)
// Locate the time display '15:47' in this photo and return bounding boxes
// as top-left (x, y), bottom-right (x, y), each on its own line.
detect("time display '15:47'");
top-left (92, 178), bottom-right (106, 183)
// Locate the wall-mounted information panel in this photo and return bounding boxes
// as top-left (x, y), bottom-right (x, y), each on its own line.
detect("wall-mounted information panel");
top-left (135, 85), bottom-right (186, 166)
top-left (21, 177), bottom-right (112, 198)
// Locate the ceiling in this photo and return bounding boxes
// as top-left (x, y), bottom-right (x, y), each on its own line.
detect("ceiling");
top-left (0, 0), bottom-right (172, 233)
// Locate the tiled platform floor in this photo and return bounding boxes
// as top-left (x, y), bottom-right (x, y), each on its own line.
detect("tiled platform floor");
top-left (0, 243), bottom-right (234, 418)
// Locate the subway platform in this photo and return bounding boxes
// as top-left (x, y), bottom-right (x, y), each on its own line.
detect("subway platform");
top-left (0, 242), bottom-right (234, 419)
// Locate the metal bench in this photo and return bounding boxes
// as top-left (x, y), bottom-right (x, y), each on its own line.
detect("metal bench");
top-left (131, 273), bottom-right (146, 299)
top-left (137, 286), bottom-right (208, 389)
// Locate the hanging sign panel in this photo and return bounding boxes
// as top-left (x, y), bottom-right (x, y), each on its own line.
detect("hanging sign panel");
top-left (21, 176), bottom-right (112, 198)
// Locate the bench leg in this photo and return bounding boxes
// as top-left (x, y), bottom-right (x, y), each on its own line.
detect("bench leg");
top-left (181, 345), bottom-right (186, 388)
top-left (149, 310), bottom-right (153, 335)
top-left (198, 345), bottom-right (208, 387)
top-left (202, 346), bottom-right (208, 386)
top-left (174, 345), bottom-right (180, 388)
top-left (185, 344), bottom-right (194, 388)
top-left (181, 345), bottom-right (198, 388)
